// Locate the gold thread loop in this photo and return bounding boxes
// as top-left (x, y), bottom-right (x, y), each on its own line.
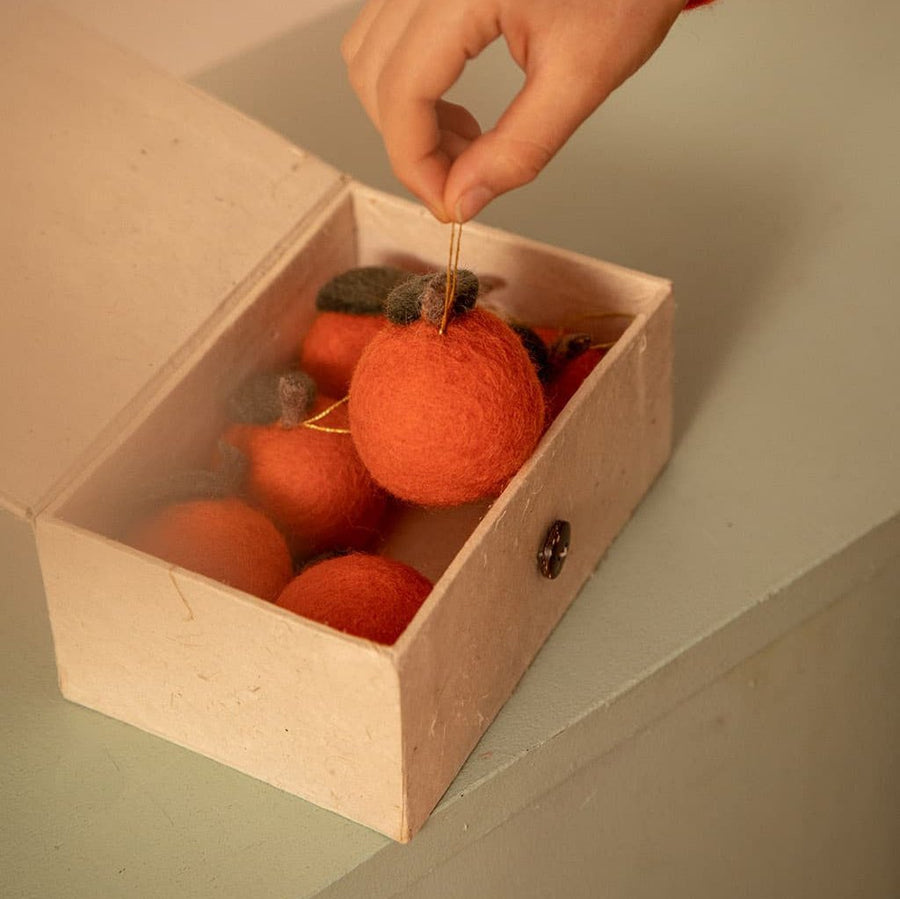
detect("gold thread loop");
top-left (439, 221), bottom-right (463, 335)
top-left (302, 395), bottom-right (351, 434)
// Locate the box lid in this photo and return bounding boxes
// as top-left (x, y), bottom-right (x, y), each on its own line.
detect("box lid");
top-left (0, 4), bottom-right (345, 518)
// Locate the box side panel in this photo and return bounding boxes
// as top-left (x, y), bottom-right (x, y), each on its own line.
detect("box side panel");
top-left (34, 517), bottom-right (405, 840)
top-left (54, 193), bottom-right (359, 539)
top-left (396, 294), bottom-right (674, 836)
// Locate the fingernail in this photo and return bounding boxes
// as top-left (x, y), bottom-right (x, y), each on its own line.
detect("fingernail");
top-left (454, 186), bottom-right (494, 222)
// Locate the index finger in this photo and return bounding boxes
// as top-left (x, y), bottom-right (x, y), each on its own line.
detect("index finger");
top-left (375, 3), bottom-right (501, 214)
top-left (341, 0), bottom-right (387, 64)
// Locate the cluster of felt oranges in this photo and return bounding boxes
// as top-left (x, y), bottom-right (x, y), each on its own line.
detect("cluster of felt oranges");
top-left (123, 264), bottom-right (611, 645)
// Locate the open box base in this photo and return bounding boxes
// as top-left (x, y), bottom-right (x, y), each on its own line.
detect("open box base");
top-left (35, 185), bottom-right (673, 841)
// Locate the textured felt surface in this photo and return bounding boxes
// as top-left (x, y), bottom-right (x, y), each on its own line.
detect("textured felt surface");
top-left (315, 265), bottom-right (411, 315)
top-left (123, 496), bottom-right (293, 601)
top-left (510, 323), bottom-right (552, 382)
top-left (545, 345), bottom-right (607, 423)
top-left (299, 311), bottom-right (387, 398)
top-left (222, 395), bottom-right (389, 559)
top-left (385, 270), bottom-right (479, 325)
top-left (349, 308), bottom-right (546, 506)
top-left (276, 552), bottom-right (433, 645)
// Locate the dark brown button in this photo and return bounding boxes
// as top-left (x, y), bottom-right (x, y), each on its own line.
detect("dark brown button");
top-left (538, 520), bottom-right (571, 579)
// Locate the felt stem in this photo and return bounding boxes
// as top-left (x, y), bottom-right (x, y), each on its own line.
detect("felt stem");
top-left (227, 368), bottom-right (315, 426)
top-left (302, 395), bottom-right (351, 434)
top-left (279, 374), bottom-right (313, 428)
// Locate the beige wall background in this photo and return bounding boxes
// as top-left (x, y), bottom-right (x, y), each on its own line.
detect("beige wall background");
top-left (42, 0), bottom-right (352, 74)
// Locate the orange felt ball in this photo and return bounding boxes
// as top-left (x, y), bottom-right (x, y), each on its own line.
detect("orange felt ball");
top-left (349, 308), bottom-right (546, 506)
top-left (546, 346), bottom-right (607, 422)
top-left (276, 552), bottom-right (432, 644)
top-left (221, 395), bottom-right (388, 558)
top-left (124, 497), bottom-right (293, 601)
top-left (533, 325), bottom-right (564, 349)
top-left (299, 311), bottom-right (387, 398)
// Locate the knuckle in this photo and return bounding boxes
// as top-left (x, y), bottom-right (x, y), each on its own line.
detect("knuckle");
top-left (497, 137), bottom-right (554, 186)
top-left (374, 64), bottom-right (400, 108)
top-left (339, 32), bottom-right (356, 65)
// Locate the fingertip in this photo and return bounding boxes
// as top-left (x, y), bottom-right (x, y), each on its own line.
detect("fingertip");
top-left (423, 190), bottom-right (452, 223)
top-left (442, 138), bottom-right (518, 222)
top-left (385, 151), bottom-right (452, 223)
top-left (452, 185), bottom-right (494, 223)
top-left (430, 203), bottom-right (452, 224)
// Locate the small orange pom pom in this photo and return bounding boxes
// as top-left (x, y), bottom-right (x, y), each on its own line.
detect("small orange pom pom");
top-left (221, 395), bottom-right (388, 558)
top-left (349, 308), bottom-right (546, 506)
top-left (299, 311), bottom-right (387, 398)
top-left (124, 497), bottom-right (293, 601)
top-left (276, 552), bottom-right (432, 644)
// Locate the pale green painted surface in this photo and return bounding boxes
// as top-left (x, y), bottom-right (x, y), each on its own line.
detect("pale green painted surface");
top-left (3, 0), bottom-right (899, 895)
top-left (366, 556), bottom-right (900, 899)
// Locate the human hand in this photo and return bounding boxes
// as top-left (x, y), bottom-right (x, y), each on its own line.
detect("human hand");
top-left (342, 0), bottom-right (690, 221)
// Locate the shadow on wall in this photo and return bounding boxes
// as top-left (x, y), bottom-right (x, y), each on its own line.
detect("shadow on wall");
top-left (192, 2), bottom-right (400, 199)
top-left (192, 3), bottom-right (812, 450)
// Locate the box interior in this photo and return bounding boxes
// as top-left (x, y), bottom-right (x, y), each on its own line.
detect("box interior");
top-left (52, 185), bottom-right (667, 594)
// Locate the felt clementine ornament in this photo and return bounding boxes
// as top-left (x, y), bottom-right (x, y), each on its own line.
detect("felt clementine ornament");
top-left (532, 325), bottom-right (564, 350)
top-left (545, 333), bottom-right (608, 423)
top-left (348, 269), bottom-right (546, 506)
top-left (125, 495), bottom-right (293, 601)
top-left (221, 371), bottom-right (388, 559)
top-left (299, 266), bottom-right (411, 397)
top-left (300, 313), bottom-right (386, 398)
top-left (276, 552), bottom-right (433, 644)
top-left (122, 447), bottom-right (293, 600)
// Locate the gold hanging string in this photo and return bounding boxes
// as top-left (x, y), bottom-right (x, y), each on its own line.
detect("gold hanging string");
top-left (439, 221), bottom-right (463, 335)
top-left (301, 395), bottom-right (351, 434)
top-left (452, 222), bottom-right (462, 304)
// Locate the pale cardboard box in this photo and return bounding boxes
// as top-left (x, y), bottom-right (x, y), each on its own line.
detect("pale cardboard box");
top-left (1, 6), bottom-right (673, 840)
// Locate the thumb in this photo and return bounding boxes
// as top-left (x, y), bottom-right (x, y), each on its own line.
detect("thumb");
top-left (444, 61), bottom-right (609, 221)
